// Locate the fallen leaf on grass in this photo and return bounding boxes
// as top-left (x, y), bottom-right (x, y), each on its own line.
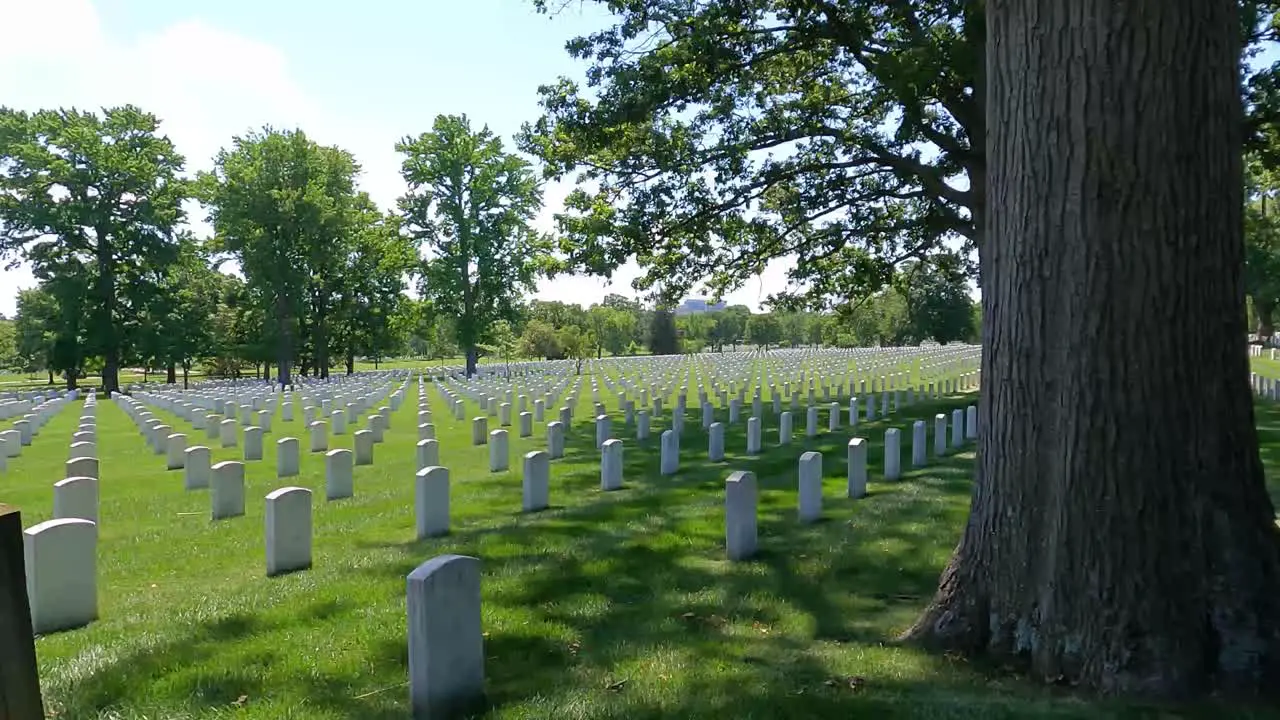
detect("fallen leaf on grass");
top-left (605, 678), bottom-right (627, 692)
top-left (232, 695), bottom-right (249, 708)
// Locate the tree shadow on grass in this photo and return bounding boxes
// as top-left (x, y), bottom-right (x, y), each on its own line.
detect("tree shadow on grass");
top-left (58, 390), bottom-right (1273, 719)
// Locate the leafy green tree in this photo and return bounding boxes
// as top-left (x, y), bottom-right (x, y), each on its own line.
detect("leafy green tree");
top-left (333, 195), bottom-right (416, 373)
top-left (134, 237), bottom-right (222, 386)
top-left (718, 306), bottom-right (751, 350)
top-left (15, 276), bottom-right (90, 387)
top-left (10, 288), bottom-right (55, 378)
top-left (0, 317), bottom-right (17, 371)
top-left (1246, 155), bottom-right (1280, 338)
top-left (745, 313), bottom-right (781, 350)
top-left (520, 1), bottom-right (984, 308)
top-left (0, 105), bottom-right (187, 393)
top-left (895, 255), bottom-right (976, 344)
top-left (519, 319), bottom-right (564, 359)
top-left (201, 127), bottom-right (357, 385)
top-left (558, 324), bottom-right (592, 374)
top-left (398, 114), bottom-right (549, 377)
top-left (648, 308), bottom-right (680, 355)
top-left (480, 319), bottom-right (520, 376)
top-left (587, 304), bottom-right (637, 357)
top-left (527, 300), bottom-right (589, 331)
top-left (522, 0), bottom-right (1277, 311)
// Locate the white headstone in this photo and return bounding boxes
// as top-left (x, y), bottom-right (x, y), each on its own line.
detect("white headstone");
top-left (595, 414), bottom-right (611, 449)
top-left (65, 456), bottom-right (98, 480)
top-left (185, 446), bottom-right (210, 489)
top-left (798, 452), bottom-right (822, 524)
top-left (53, 476), bottom-right (98, 523)
top-left (601, 438), bottom-right (623, 491)
top-left (725, 471), bottom-right (758, 561)
top-left (219, 418), bottom-right (237, 448)
top-left (310, 421), bottom-right (328, 453)
top-left (325, 448), bottom-right (354, 500)
top-left (847, 438), bottom-right (867, 498)
top-left (489, 430), bottom-right (509, 472)
top-left (522, 450), bottom-right (550, 512)
top-left (354, 429), bottom-right (374, 465)
top-left (407, 555), bottom-right (485, 718)
top-left (660, 430), bottom-right (679, 475)
top-left (265, 486), bottom-right (312, 576)
top-left (416, 439), bottom-right (440, 470)
top-left (546, 421), bottom-right (565, 459)
top-left (277, 437), bottom-right (300, 477)
top-left (884, 428), bottom-right (901, 480)
top-left (708, 422), bottom-right (725, 462)
top-left (415, 466), bottom-right (450, 539)
top-left (24, 518), bottom-right (97, 634)
top-left (211, 461), bottom-right (246, 519)
top-left (165, 433), bottom-right (187, 470)
top-left (912, 420), bottom-right (927, 467)
top-left (244, 426), bottom-right (264, 461)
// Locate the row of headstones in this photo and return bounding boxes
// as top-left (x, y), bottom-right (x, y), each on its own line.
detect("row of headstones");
top-left (135, 375), bottom-right (405, 437)
top-left (591, 354), bottom-right (977, 416)
top-left (25, 382), bottom-right (402, 635)
top-left (399, 396), bottom-right (983, 717)
top-left (20, 478), bottom-right (334, 635)
top-left (1251, 372), bottom-right (1280, 400)
top-left (0, 392), bottom-right (82, 471)
top-left (125, 391), bottom-right (402, 469)
top-left (1248, 345), bottom-right (1278, 359)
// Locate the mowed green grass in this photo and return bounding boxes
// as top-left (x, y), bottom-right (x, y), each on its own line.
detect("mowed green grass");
top-left (3, 356), bottom-right (1276, 719)
top-left (0, 357), bottom-right (462, 392)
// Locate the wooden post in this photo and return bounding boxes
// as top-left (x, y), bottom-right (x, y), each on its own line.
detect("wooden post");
top-left (0, 504), bottom-right (44, 719)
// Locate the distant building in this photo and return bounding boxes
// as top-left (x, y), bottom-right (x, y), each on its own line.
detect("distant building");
top-left (674, 297), bottom-right (726, 316)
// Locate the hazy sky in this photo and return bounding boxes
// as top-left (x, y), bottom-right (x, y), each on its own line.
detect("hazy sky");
top-left (0, 0), bottom-right (795, 317)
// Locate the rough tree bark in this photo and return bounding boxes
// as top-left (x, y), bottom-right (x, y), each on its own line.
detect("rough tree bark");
top-left (95, 233), bottom-right (120, 395)
top-left (905, 0), bottom-right (1280, 697)
top-left (275, 296), bottom-right (293, 389)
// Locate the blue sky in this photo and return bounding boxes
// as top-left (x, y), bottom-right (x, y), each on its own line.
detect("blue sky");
top-left (0, 0), bottom-right (795, 316)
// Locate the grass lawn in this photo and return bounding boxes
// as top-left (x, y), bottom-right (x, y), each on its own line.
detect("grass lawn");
top-left (4, 356), bottom-right (1278, 719)
top-left (0, 358), bottom-right (463, 393)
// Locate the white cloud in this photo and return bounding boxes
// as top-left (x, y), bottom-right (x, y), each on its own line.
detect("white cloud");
top-left (0, 0), bottom-right (790, 317)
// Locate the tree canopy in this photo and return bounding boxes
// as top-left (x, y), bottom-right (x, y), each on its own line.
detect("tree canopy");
top-left (0, 105), bottom-right (187, 391)
top-left (398, 114), bottom-right (551, 377)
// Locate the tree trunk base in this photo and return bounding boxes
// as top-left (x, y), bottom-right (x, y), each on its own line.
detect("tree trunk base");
top-left (902, 547), bottom-right (1280, 699)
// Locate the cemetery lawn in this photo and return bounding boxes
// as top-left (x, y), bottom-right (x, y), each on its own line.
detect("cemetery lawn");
top-left (11, 369), bottom-right (1280, 719)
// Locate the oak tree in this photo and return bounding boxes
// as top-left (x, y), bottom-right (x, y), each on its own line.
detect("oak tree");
top-left (903, 0), bottom-right (1280, 696)
top-left (0, 105), bottom-right (187, 393)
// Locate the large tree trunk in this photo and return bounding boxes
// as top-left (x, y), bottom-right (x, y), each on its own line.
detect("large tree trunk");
top-left (94, 234), bottom-right (120, 396)
top-left (346, 352), bottom-right (355, 375)
top-left (166, 362), bottom-right (176, 385)
top-left (906, 0), bottom-right (1280, 697)
top-left (275, 296), bottom-right (293, 389)
top-left (465, 345), bottom-right (478, 378)
top-left (315, 304), bottom-right (329, 380)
